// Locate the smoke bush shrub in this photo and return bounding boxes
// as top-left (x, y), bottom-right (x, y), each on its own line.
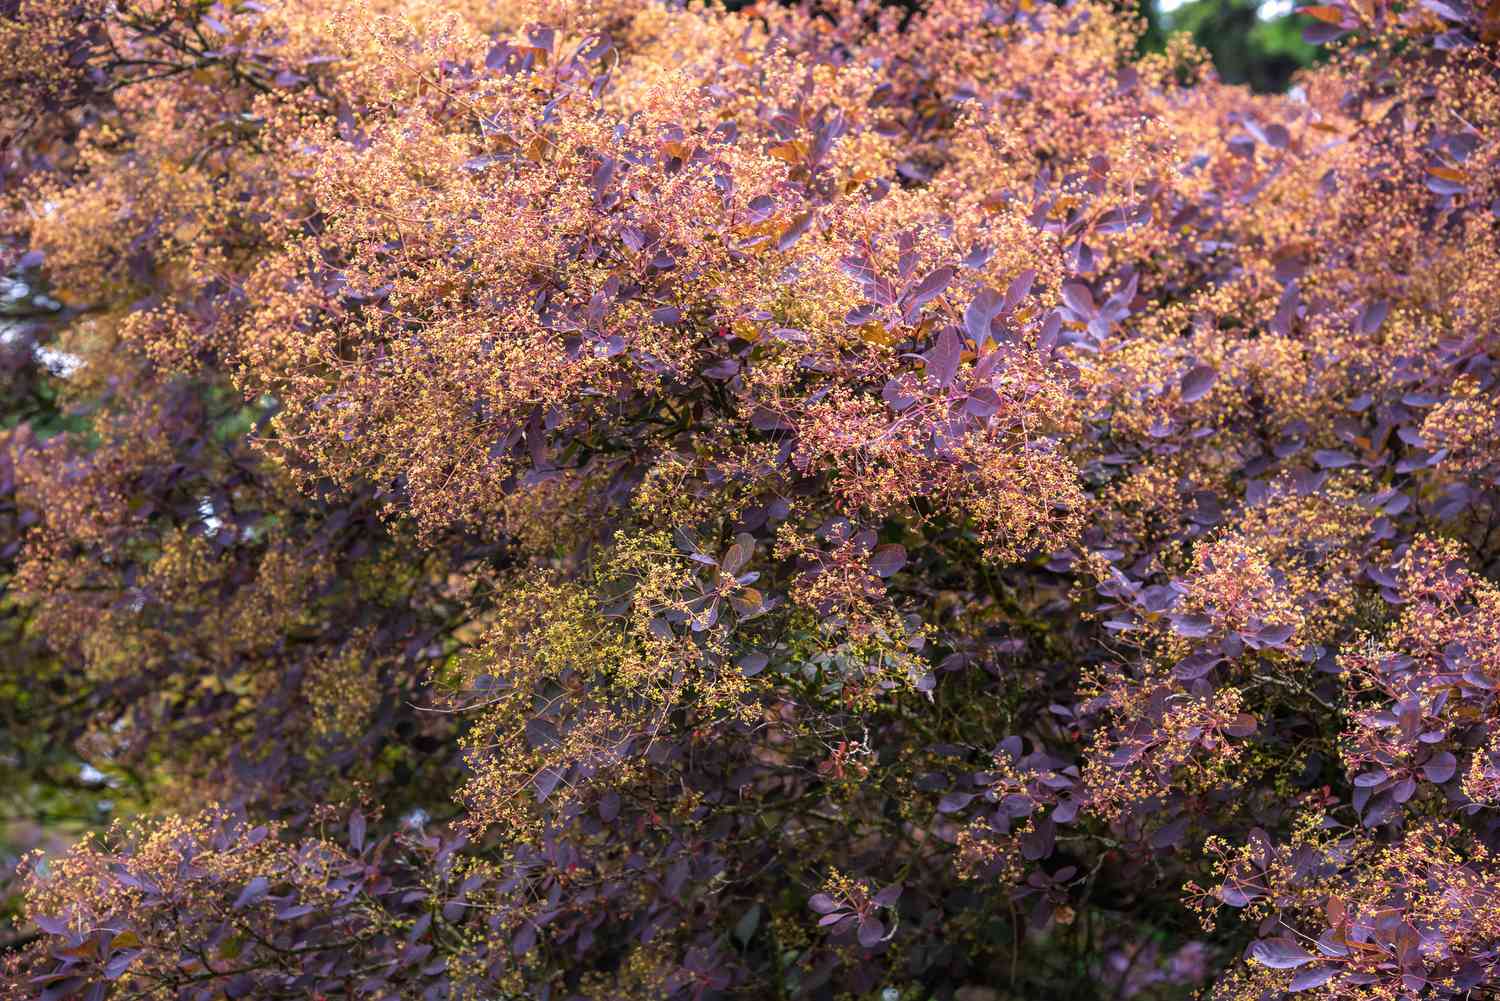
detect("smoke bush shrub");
top-left (2, 0), bottom-right (1500, 998)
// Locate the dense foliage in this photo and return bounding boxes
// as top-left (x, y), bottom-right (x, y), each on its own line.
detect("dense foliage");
top-left (3, 0), bottom-right (1500, 998)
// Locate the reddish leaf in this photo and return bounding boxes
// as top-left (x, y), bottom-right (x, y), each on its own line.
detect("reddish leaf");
top-left (926, 328), bottom-right (963, 388)
top-left (870, 544), bottom-right (907, 578)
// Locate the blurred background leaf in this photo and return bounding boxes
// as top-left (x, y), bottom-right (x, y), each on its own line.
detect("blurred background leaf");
top-left (727, 0), bottom-right (1324, 93)
top-left (1149, 0), bottom-right (1323, 92)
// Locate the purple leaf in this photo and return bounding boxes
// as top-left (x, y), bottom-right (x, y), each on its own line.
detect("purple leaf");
top-left (1218, 884), bottom-right (1255, 907)
top-left (721, 533), bottom-right (755, 575)
top-left (1255, 622), bottom-right (1295, 648)
top-left (737, 652), bottom-right (769, 677)
top-left (1362, 790), bottom-right (1396, 827)
top-left (1421, 0), bottom-right (1469, 19)
top-left (1150, 816), bottom-right (1190, 850)
top-left (589, 156), bottom-right (616, 201)
top-left (1020, 818), bottom-right (1056, 860)
top-left (1273, 282), bottom-right (1299, 335)
top-left (883, 376), bottom-right (917, 412)
top-left (533, 767), bottom-right (562, 803)
top-left (1061, 281), bottom-right (1096, 318)
top-left (909, 266), bottom-right (955, 309)
top-left (1358, 299), bottom-right (1390, 334)
top-left (1101, 271), bottom-right (1139, 320)
top-left (102, 954), bottom-right (141, 984)
top-left (348, 809), bottom-right (366, 852)
top-left (41, 980), bottom-right (87, 1001)
top-left (964, 287), bottom-right (1004, 344)
top-left (965, 385), bottom-right (1001, 418)
top-left (1170, 613), bottom-right (1213, 638)
top-left (1004, 270), bottom-right (1037, 312)
top-left (1180, 364), bottom-right (1217, 403)
top-left (234, 876), bottom-right (269, 911)
top-left (34, 914), bottom-right (69, 935)
top-left (808, 893), bottom-right (840, 915)
top-left (937, 791), bottom-right (975, 813)
top-left (1314, 449), bottom-right (1356, 468)
top-left (1037, 311), bottom-right (1062, 354)
top-left (857, 917), bottom-right (886, 948)
top-left (703, 358), bottom-right (740, 380)
top-left (1251, 937), bottom-right (1315, 969)
top-left (1427, 173), bottom-right (1466, 195)
top-left (1290, 966), bottom-right (1337, 992)
top-left (1423, 751), bottom-right (1457, 784)
top-left (1224, 713), bottom-right (1258, 738)
top-left (962, 243), bottom-right (993, 269)
top-left (1172, 652), bottom-right (1220, 680)
top-left (777, 212), bottom-right (813, 252)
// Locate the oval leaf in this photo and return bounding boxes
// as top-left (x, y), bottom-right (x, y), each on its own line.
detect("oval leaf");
top-left (1251, 937), bottom-right (1315, 970)
top-left (1180, 364), bottom-right (1217, 403)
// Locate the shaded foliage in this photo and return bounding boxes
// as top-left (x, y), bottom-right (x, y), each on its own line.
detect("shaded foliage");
top-left (2, 0), bottom-right (1500, 999)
